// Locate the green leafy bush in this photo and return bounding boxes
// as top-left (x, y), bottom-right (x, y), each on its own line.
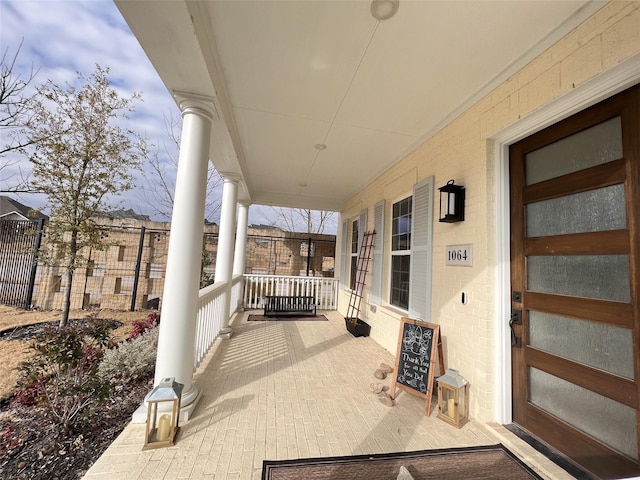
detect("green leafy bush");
top-left (98, 326), bottom-right (158, 386)
top-left (15, 320), bottom-right (113, 434)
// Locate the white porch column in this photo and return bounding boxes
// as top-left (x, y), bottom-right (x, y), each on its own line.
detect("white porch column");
top-left (215, 175), bottom-right (239, 338)
top-left (154, 100), bottom-right (214, 409)
top-left (231, 202), bottom-right (250, 312)
top-left (233, 202), bottom-right (250, 276)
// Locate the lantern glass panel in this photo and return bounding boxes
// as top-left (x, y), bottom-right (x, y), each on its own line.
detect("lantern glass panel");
top-left (440, 385), bottom-right (456, 419)
top-left (458, 386), bottom-right (467, 419)
top-left (448, 192), bottom-right (456, 215)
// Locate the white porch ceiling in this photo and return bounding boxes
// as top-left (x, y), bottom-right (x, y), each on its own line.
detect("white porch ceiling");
top-left (115, 0), bottom-right (604, 212)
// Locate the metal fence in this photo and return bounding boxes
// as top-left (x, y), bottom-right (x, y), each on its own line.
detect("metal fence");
top-left (0, 219), bottom-right (44, 308)
top-left (214, 233), bottom-right (335, 278)
top-left (0, 221), bottom-right (335, 311)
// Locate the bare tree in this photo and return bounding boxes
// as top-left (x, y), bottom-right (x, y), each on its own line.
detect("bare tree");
top-left (138, 111), bottom-right (222, 222)
top-left (263, 207), bottom-right (336, 234)
top-left (24, 65), bottom-right (148, 327)
top-left (0, 40), bottom-right (40, 192)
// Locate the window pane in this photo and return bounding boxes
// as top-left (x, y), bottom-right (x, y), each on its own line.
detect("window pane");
top-left (525, 117), bottom-right (622, 185)
top-left (526, 184), bottom-right (626, 237)
top-left (350, 256), bottom-right (357, 289)
top-left (527, 254), bottom-right (630, 302)
top-left (392, 197), bottom-right (412, 252)
top-left (391, 255), bottom-right (410, 309)
top-left (351, 220), bottom-right (359, 253)
top-left (530, 368), bottom-right (637, 460)
top-left (529, 311), bottom-right (633, 379)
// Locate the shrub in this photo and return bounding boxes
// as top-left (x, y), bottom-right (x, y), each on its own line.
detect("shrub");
top-left (15, 320), bottom-right (113, 434)
top-left (129, 311), bottom-right (159, 339)
top-left (99, 326), bottom-right (159, 386)
top-left (12, 373), bottom-right (46, 406)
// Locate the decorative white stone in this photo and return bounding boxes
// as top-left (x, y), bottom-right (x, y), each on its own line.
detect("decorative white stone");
top-left (397, 466), bottom-right (414, 480)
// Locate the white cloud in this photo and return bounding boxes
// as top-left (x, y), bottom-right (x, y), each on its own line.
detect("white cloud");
top-left (0, 0), bottom-right (334, 233)
top-left (0, 0), bottom-right (183, 219)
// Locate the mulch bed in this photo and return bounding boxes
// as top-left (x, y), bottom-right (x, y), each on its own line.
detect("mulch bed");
top-left (0, 320), bottom-right (151, 480)
top-left (0, 318), bottom-right (122, 340)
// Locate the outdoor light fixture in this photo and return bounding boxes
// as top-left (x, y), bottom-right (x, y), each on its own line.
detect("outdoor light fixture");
top-left (438, 179), bottom-right (465, 223)
top-left (143, 377), bottom-right (184, 450)
top-left (437, 369), bottom-right (469, 428)
top-left (370, 0), bottom-right (399, 21)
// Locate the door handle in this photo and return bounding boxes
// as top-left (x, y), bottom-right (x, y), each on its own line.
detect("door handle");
top-left (509, 308), bottom-right (522, 348)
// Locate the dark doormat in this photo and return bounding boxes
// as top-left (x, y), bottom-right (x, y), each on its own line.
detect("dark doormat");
top-left (262, 444), bottom-right (543, 480)
top-left (248, 314), bottom-right (328, 321)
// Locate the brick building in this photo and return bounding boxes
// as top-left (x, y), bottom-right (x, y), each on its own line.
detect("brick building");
top-left (0, 207), bottom-right (335, 310)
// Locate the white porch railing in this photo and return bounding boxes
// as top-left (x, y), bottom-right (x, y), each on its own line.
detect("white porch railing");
top-left (194, 274), bottom-right (337, 369)
top-left (230, 273), bottom-right (244, 316)
top-left (243, 274), bottom-right (339, 310)
top-left (194, 280), bottom-right (226, 369)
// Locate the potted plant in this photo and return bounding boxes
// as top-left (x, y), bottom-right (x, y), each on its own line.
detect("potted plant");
top-left (345, 316), bottom-right (371, 337)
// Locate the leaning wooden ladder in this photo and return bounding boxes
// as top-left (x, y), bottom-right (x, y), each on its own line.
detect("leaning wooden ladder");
top-left (345, 230), bottom-right (376, 322)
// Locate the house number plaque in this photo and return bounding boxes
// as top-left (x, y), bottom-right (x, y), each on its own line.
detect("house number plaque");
top-left (446, 244), bottom-right (473, 267)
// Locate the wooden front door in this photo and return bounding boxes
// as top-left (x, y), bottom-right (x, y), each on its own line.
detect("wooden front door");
top-left (509, 84), bottom-right (640, 479)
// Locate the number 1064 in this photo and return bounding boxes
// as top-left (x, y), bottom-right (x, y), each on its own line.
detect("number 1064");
top-left (446, 245), bottom-right (473, 266)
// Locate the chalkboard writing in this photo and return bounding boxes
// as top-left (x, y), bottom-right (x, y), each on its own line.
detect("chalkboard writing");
top-left (390, 317), bottom-right (441, 416)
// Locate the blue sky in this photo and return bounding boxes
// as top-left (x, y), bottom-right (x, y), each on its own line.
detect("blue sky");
top-left (0, 0), bottom-right (188, 219)
top-left (0, 0), bottom-right (337, 233)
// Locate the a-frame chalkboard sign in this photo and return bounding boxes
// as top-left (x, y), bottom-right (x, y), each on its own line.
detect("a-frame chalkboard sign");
top-left (390, 317), bottom-right (443, 416)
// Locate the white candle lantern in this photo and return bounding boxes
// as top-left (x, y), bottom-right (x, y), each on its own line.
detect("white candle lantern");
top-left (143, 377), bottom-right (184, 450)
top-left (437, 369), bottom-right (469, 428)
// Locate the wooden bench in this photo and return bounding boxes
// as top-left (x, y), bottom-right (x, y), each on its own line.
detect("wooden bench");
top-left (264, 295), bottom-right (317, 317)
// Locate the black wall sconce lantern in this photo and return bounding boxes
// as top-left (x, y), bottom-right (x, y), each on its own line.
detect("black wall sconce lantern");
top-left (439, 180), bottom-right (465, 223)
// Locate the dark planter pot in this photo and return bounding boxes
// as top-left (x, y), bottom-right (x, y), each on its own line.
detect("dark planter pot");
top-left (345, 317), bottom-right (371, 337)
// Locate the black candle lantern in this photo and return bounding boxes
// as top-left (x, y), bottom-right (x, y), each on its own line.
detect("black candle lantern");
top-left (438, 180), bottom-right (465, 223)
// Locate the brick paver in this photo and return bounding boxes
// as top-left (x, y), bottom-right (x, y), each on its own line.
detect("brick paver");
top-left (83, 311), bottom-right (575, 480)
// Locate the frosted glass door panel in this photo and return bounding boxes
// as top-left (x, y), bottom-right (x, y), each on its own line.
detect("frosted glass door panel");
top-left (527, 255), bottom-right (630, 302)
top-left (529, 311), bottom-right (633, 378)
top-left (525, 117), bottom-right (622, 185)
top-left (530, 368), bottom-right (637, 460)
top-left (526, 184), bottom-right (626, 237)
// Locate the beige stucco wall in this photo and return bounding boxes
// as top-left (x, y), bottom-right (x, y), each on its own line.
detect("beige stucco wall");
top-left (338, 1), bottom-right (640, 422)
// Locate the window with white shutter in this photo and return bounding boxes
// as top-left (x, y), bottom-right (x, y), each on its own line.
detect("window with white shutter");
top-left (408, 176), bottom-right (434, 321)
top-left (371, 200), bottom-right (385, 304)
top-left (340, 218), bottom-right (348, 289)
top-left (390, 196), bottom-right (412, 309)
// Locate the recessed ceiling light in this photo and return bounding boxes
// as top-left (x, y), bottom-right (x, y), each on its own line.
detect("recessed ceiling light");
top-left (314, 143), bottom-right (327, 150)
top-left (370, 0), bottom-right (399, 21)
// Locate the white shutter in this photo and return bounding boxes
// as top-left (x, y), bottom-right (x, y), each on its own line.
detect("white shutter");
top-left (359, 209), bottom-right (368, 249)
top-left (370, 200), bottom-right (385, 304)
top-left (409, 176), bottom-right (434, 320)
top-left (340, 218), bottom-right (348, 289)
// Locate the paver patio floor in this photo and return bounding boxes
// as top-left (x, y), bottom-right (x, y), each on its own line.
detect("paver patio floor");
top-left (84, 310), bottom-right (576, 480)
